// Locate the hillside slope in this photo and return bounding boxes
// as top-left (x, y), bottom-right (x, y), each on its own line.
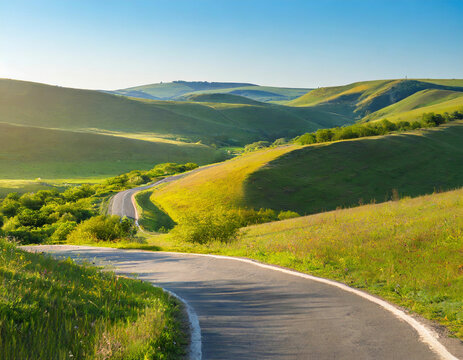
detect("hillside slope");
top-left (0, 79), bottom-right (349, 147)
top-left (363, 90), bottom-right (463, 123)
top-left (245, 121), bottom-right (463, 214)
top-left (0, 123), bottom-right (223, 179)
top-left (290, 79), bottom-right (463, 120)
top-left (149, 121), bottom-right (463, 219)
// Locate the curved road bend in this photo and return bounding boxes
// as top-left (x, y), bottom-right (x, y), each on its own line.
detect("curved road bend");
top-left (108, 165), bottom-right (216, 221)
top-left (22, 245), bottom-right (462, 360)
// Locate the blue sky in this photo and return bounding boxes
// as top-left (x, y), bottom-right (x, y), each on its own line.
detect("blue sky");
top-left (0, 0), bottom-right (462, 89)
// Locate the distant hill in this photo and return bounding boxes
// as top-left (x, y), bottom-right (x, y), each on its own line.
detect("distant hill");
top-left (0, 79), bottom-right (350, 147)
top-left (106, 81), bottom-right (311, 103)
top-left (183, 93), bottom-right (265, 105)
top-left (0, 79), bottom-right (350, 179)
top-left (105, 81), bottom-right (255, 100)
top-left (289, 79), bottom-right (463, 121)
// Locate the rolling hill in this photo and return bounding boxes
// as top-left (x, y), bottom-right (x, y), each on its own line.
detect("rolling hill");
top-left (0, 79), bottom-right (350, 148)
top-left (148, 121), bottom-right (463, 220)
top-left (107, 81), bottom-right (312, 102)
top-left (0, 122), bottom-right (223, 179)
top-left (289, 79), bottom-right (463, 121)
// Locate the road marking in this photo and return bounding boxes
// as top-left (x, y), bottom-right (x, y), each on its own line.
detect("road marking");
top-left (156, 251), bottom-right (459, 360)
top-left (164, 289), bottom-right (202, 360)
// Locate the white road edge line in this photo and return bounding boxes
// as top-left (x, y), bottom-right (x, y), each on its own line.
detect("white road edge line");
top-left (163, 289), bottom-right (202, 360)
top-left (154, 250), bottom-right (458, 360)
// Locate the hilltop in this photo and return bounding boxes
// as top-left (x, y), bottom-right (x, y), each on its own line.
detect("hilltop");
top-left (107, 81), bottom-right (311, 102)
top-left (0, 79), bottom-right (348, 147)
top-left (289, 79), bottom-right (463, 121)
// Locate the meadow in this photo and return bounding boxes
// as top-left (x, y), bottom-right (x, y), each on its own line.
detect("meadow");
top-left (0, 123), bottom-right (222, 179)
top-left (145, 121), bottom-right (463, 226)
top-left (0, 79), bottom-right (348, 149)
top-left (127, 188), bottom-right (463, 340)
top-left (0, 239), bottom-right (186, 359)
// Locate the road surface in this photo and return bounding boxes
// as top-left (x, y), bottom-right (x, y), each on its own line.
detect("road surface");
top-left (108, 165), bottom-right (216, 221)
top-left (22, 245), bottom-right (462, 360)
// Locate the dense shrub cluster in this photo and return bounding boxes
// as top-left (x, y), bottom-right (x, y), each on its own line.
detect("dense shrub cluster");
top-left (293, 110), bottom-right (463, 145)
top-left (0, 162), bottom-right (197, 244)
top-left (171, 207), bottom-right (300, 244)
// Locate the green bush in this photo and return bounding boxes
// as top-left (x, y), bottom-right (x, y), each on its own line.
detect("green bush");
top-left (67, 215), bottom-right (137, 243)
top-left (277, 210), bottom-right (300, 221)
top-left (171, 210), bottom-right (241, 244)
top-left (0, 162), bottom-right (196, 244)
top-left (293, 110), bottom-right (463, 146)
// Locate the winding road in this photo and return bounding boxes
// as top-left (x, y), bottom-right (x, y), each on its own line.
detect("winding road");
top-left (22, 246), bottom-right (463, 360)
top-left (26, 167), bottom-right (463, 359)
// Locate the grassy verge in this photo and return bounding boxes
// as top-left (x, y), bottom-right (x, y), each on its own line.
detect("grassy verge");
top-left (122, 188), bottom-right (463, 340)
top-left (0, 239), bottom-right (187, 359)
top-left (134, 190), bottom-right (176, 232)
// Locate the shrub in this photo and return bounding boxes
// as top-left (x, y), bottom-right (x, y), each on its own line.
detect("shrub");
top-left (67, 215), bottom-right (137, 243)
top-left (244, 141), bottom-right (270, 152)
top-left (277, 210), bottom-right (300, 221)
top-left (171, 210), bottom-right (241, 244)
top-left (315, 129), bottom-right (333, 143)
top-left (51, 221), bottom-right (77, 242)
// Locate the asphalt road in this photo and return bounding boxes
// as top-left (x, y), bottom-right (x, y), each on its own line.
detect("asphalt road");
top-left (108, 165), bottom-right (217, 221)
top-left (22, 245), bottom-right (462, 360)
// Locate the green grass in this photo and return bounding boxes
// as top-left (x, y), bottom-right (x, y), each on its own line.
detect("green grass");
top-left (150, 146), bottom-right (298, 222)
top-left (0, 123), bottom-right (223, 179)
top-left (135, 190), bottom-right (176, 232)
top-left (0, 239), bottom-right (187, 359)
top-left (364, 92), bottom-right (463, 123)
top-left (147, 121), bottom-right (463, 219)
top-left (0, 180), bottom-right (64, 198)
top-left (0, 79), bottom-right (346, 148)
top-left (289, 79), bottom-right (463, 120)
top-left (245, 121), bottom-right (463, 214)
top-left (131, 188), bottom-right (463, 340)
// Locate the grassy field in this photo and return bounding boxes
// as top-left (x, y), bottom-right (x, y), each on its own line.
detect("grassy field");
top-left (135, 190), bottom-right (176, 232)
top-left (245, 121), bottom-right (463, 214)
top-left (150, 146), bottom-right (298, 221)
top-left (0, 79), bottom-right (347, 148)
top-left (364, 91), bottom-right (463, 123)
top-left (0, 239), bottom-right (186, 359)
top-left (146, 121), bottom-right (463, 221)
top-left (129, 187), bottom-right (463, 340)
top-left (0, 123), bottom-right (223, 179)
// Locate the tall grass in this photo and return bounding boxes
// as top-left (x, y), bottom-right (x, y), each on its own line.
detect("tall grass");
top-left (139, 189), bottom-right (463, 339)
top-left (0, 239), bottom-right (186, 359)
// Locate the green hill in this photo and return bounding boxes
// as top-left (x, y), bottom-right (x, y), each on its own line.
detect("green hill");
top-left (183, 93), bottom-right (265, 105)
top-left (289, 79), bottom-right (463, 120)
top-left (0, 123), bottom-right (223, 179)
top-left (363, 89), bottom-right (463, 123)
top-left (108, 81), bottom-right (311, 103)
top-left (107, 80), bottom-right (255, 100)
top-left (148, 121), bottom-right (463, 220)
top-left (180, 85), bottom-right (312, 102)
top-left (0, 79), bottom-right (350, 147)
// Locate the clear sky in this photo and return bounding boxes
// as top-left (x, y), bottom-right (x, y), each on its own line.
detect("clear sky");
top-left (1, 0), bottom-right (462, 90)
